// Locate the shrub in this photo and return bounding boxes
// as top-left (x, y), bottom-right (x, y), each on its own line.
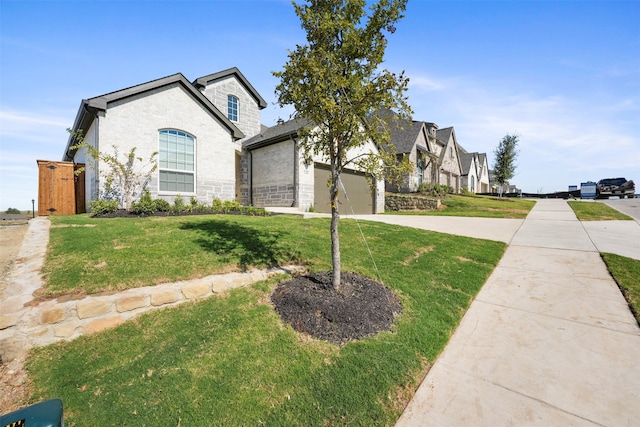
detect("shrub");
top-left (130, 190), bottom-right (155, 215)
top-left (6, 207), bottom-right (21, 214)
top-left (212, 198), bottom-right (223, 213)
top-left (89, 199), bottom-right (118, 216)
top-left (172, 195), bottom-right (185, 213)
top-left (222, 200), bottom-right (241, 213)
top-left (418, 183), bottom-right (450, 197)
top-left (153, 199), bottom-right (170, 212)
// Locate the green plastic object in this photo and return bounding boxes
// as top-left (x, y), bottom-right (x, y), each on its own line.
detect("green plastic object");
top-left (0, 399), bottom-right (63, 427)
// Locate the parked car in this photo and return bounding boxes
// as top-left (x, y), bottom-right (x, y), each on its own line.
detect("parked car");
top-left (0, 398), bottom-right (63, 427)
top-left (596, 178), bottom-right (635, 199)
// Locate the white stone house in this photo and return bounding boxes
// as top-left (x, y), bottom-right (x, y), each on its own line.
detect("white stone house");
top-left (458, 148), bottom-right (490, 194)
top-left (434, 127), bottom-right (462, 193)
top-left (64, 68), bottom-right (266, 208)
top-left (242, 118), bottom-right (386, 214)
top-left (384, 119), bottom-right (438, 193)
top-left (64, 68), bottom-right (383, 214)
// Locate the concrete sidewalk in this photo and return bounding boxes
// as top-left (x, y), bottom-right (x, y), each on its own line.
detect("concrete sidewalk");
top-left (395, 199), bottom-right (640, 426)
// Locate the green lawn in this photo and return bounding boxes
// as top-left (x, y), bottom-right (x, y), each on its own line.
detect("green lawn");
top-left (27, 214), bottom-right (506, 426)
top-left (568, 201), bottom-right (633, 221)
top-left (387, 194), bottom-right (535, 218)
top-left (601, 253), bottom-right (640, 325)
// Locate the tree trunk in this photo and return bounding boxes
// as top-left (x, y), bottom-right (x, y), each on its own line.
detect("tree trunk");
top-left (330, 171), bottom-right (341, 291)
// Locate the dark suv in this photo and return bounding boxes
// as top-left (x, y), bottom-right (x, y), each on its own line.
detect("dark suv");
top-left (596, 178), bottom-right (635, 199)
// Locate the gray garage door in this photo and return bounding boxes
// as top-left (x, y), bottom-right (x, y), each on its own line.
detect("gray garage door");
top-left (314, 163), bottom-right (374, 214)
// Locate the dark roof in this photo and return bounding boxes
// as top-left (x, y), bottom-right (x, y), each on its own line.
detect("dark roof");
top-left (459, 152), bottom-right (475, 175)
top-left (436, 127), bottom-right (453, 146)
top-left (389, 120), bottom-right (429, 154)
top-left (243, 117), bottom-right (311, 150)
top-left (64, 73), bottom-right (244, 160)
top-left (193, 67), bottom-right (267, 109)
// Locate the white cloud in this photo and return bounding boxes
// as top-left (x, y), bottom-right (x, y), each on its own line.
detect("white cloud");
top-left (0, 109), bottom-right (71, 146)
top-left (405, 73), bottom-right (640, 193)
top-left (408, 75), bottom-right (446, 92)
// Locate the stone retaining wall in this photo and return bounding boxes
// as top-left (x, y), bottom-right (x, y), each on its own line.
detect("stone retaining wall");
top-left (0, 217), bottom-right (305, 362)
top-left (0, 266), bottom-right (303, 361)
top-left (385, 194), bottom-right (441, 211)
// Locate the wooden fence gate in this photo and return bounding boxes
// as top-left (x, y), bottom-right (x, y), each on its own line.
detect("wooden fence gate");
top-left (37, 160), bottom-right (85, 216)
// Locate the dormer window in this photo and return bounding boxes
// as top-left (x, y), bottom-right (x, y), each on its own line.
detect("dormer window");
top-left (227, 95), bottom-right (238, 121)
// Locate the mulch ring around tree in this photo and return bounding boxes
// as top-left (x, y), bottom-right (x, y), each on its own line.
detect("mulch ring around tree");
top-left (271, 272), bottom-right (402, 345)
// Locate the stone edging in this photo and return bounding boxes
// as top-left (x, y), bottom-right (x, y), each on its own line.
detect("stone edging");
top-left (0, 217), bottom-right (303, 362)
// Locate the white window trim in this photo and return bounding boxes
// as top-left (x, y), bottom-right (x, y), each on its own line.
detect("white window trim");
top-left (227, 95), bottom-right (239, 122)
top-left (158, 129), bottom-right (197, 195)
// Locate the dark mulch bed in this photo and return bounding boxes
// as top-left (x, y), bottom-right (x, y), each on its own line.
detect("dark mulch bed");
top-left (92, 209), bottom-right (269, 218)
top-left (271, 272), bottom-right (401, 344)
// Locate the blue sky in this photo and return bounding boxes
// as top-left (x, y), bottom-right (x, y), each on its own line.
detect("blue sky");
top-left (1, 0), bottom-right (638, 210)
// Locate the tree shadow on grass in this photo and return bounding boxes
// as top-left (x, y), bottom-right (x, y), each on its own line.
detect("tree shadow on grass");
top-left (180, 219), bottom-right (295, 270)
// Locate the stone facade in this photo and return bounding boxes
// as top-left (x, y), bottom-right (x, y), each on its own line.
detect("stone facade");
top-left (65, 70), bottom-right (268, 212)
top-left (248, 139), bottom-right (296, 207)
top-left (385, 194), bottom-right (441, 211)
top-left (74, 83), bottom-right (240, 207)
top-left (244, 132), bottom-right (385, 213)
top-left (199, 75), bottom-right (262, 144)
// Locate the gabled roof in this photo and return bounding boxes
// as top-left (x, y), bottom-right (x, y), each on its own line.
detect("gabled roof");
top-left (477, 153), bottom-right (488, 167)
top-left (389, 120), bottom-right (431, 154)
top-left (436, 127), bottom-right (453, 146)
top-left (459, 152), bottom-right (476, 176)
top-left (243, 117), bottom-right (311, 150)
top-left (193, 67), bottom-right (267, 109)
top-left (64, 72), bottom-right (244, 160)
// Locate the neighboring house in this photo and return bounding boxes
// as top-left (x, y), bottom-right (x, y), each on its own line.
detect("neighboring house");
top-left (434, 127), bottom-right (462, 193)
top-left (384, 118), bottom-right (438, 193)
top-left (241, 118), bottom-right (385, 214)
top-left (476, 153), bottom-right (490, 193)
top-left (458, 146), bottom-right (490, 194)
top-left (64, 68), bottom-right (266, 209)
top-left (489, 170), bottom-right (520, 195)
top-left (459, 150), bottom-right (479, 193)
top-left (382, 113), bottom-right (464, 194)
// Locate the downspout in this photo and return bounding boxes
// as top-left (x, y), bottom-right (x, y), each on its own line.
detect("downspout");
top-left (249, 150), bottom-right (253, 206)
top-left (292, 137), bottom-right (298, 207)
top-left (93, 113), bottom-right (99, 202)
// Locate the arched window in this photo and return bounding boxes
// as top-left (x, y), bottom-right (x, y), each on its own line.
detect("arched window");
top-left (227, 95), bottom-right (238, 121)
top-left (159, 129), bottom-right (195, 193)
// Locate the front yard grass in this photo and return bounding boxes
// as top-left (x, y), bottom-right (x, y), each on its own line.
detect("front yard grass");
top-left (568, 201), bottom-right (633, 221)
top-left (28, 214), bottom-right (506, 426)
top-left (601, 253), bottom-right (640, 325)
top-left (388, 194), bottom-right (535, 218)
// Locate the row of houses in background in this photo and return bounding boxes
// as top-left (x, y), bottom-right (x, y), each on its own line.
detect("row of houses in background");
top-left (39, 68), bottom-right (516, 216)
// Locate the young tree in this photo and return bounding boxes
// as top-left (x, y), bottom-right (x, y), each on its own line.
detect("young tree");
top-left (492, 134), bottom-right (519, 196)
top-left (68, 129), bottom-right (158, 210)
top-left (273, 0), bottom-right (412, 289)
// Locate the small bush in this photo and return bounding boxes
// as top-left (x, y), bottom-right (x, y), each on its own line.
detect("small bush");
top-left (212, 198), bottom-right (223, 213)
top-left (130, 190), bottom-right (155, 215)
top-left (418, 183), bottom-right (450, 197)
top-left (153, 199), bottom-right (170, 212)
top-left (172, 195), bottom-right (186, 213)
top-left (5, 207), bottom-right (21, 214)
top-left (222, 200), bottom-right (241, 213)
top-left (89, 199), bottom-right (118, 216)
